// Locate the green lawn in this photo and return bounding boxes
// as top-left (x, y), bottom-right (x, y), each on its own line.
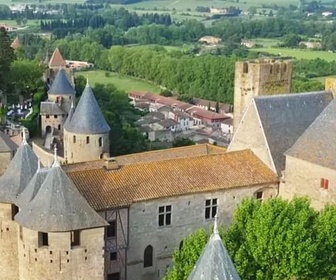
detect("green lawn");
top-left (252, 47), bottom-right (336, 62)
top-left (76, 70), bottom-right (160, 93)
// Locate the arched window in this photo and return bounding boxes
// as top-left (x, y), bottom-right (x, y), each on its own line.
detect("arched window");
top-left (144, 245), bottom-right (153, 267)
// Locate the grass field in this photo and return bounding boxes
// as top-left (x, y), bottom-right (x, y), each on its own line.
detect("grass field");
top-left (76, 70), bottom-right (161, 93)
top-left (252, 47), bottom-right (336, 62)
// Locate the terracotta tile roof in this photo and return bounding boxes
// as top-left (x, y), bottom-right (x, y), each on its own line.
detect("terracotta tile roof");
top-left (11, 37), bottom-right (21, 50)
top-left (63, 144), bottom-right (226, 173)
top-left (67, 150), bottom-right (278, 210)
top-left (48, 48), bottom-right (67, 68)
top-left (187, 107), bottom-right (230, 120)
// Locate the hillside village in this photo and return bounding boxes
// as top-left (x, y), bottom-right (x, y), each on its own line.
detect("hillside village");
top-left (0, 35), bottom-right (336, 280)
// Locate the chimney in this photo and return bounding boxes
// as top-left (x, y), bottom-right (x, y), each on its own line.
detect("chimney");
top-left (104, 158), bottom-right (119, 170)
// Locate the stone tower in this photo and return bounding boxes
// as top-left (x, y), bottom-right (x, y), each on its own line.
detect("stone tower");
top-left (40, 68), bottom-right (76, 137)
top-left (63, 81), bottom-right (111, 163)
top-left (0, 135), bottom-right (38, 280)
top-left (15, 150), bottom-right (108, 280)
top-left (233, 58), bottom-right (292, 132)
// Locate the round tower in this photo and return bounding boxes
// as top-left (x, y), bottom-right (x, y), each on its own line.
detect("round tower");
top-left (15, 151), bottom-right (108, 280)
top-left (0, 135), bottom-right (38, 280)
top-left (63, 81), bottom-right (110, 164)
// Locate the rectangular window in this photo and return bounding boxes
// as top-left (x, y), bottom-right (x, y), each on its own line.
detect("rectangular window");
top-left (86, 136), bottom-right (90, 144)
top-left (256, 191), bottom-right (263, 200)
top-left (321, 178), bottom-right (329, 190)
top-left (54, 115), bottom-right (58, 119)
top-left (46, 114), bottom-right (50, 119)
top-left (98, 137), bottom-right (102, 147)
top-left (73, 135), bottom-right (76, 143)
top-left (38, 232), bottom-right (49, 246)
top-left (11, 205), bottom-right (19, 220)
top-left (110, 251), bottom-right (117, 261)
top-left (158, 205), bottom-right (172, 227)
top-left (205, 199), bottom-right (217, 220)
top-left (107, 273), bottom-right (120, 280)
top-left (106, 221), bottom-right (116, 238)
top-left (71, 230), bottom-right (80, 247)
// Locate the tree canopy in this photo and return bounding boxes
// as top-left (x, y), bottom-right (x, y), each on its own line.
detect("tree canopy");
top-left (0, 27), bottom-right (15, 95)
top-left (165, 197), bottom-right (336, 280)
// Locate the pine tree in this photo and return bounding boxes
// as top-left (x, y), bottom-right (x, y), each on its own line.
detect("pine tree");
top-left (0, 27), bottom-right (15, 95)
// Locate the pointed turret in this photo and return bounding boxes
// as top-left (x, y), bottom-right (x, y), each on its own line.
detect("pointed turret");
top-left (48, 68), bottom-right (75, 96)
top-left (63, 101), bottom-right (75, 130)
top-left (188, 215), bottom-right (241, 280)
top-left (48, 47), bottom-right (67, 68)
top-left (65, 82), bottom-right (110, 134)
top-left (0, 133), bottom-right (38, 203)
top-left (15, 158), bottom-right (49, 207)
top-left (15, 147), bottom-right (108, 232)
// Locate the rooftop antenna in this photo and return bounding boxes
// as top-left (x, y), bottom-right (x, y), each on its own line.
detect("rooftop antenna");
top-left (52, 144), bottom-right (60, 167)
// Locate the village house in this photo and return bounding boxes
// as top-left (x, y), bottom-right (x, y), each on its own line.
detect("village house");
top-left (198, 36), bottom-right (222, 45)
top-left (299, 41), bottom-right (322, 49)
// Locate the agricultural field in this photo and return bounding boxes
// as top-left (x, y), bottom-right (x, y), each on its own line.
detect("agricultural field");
top-left (75, 70), bottom-right (161, 93)
top-left (251, 47), bottom-right (336, 62)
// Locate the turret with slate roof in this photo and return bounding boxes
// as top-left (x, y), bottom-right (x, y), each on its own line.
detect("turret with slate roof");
top-left (63, 80), bottom-right (111, 163)
top-left (14, 149), bottom-right (108, 280)
top-left (0, 130), bottom-right (18, 175)
top-left (0, 133), bottom-right (38, 280)
top-left (0, 132), bottom-right (38, 204)
top-left (188, 215), bottom-right (241, 280)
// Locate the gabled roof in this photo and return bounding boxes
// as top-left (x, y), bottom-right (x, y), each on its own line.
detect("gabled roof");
top-left (0, 130), bottom-right (18, 152)
top-left (65, 84), bottom-right (110, 134)
top-left (48, 69), bottom-right (76, 96)
top-left (188, 216), bottom-right (241, 280)
top-left (11, 36), bottom-right (21, 50)
top-left (15, 164), bottom-right (49, 207)
top-left (48, 48), bottom-right (66, 68)
top-left (254, 91), bottom-right (333, 174)
top-left (15, 156), bottom-right (108, 232)
top-left (40, 102), bottom-right (66, 115)
top-left (286, 98), bottom-right (336, 170)
top-left (67, 150), bottom-right (278, 210)
top-left (0, 140), bottom-right (38, 203)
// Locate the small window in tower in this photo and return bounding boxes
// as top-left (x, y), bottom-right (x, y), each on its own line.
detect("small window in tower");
top-left (110, 251), bottom-right (117, 261)
top-left (73, 135), bottom-right (76, 143)
top-left (86, 136), bottom-right (90, 144)
top-left (106, 221), bottom-right (116, 238)
top-left (243, 62), bottom-right (248, 74)
top-left (54, 115), bottom-right (58, 119)
top-left (284, 64), bottom-right (287, 72)
top-left (98, 137), bottom-right (102, 147)
top-left (46, 114), bottom-right (50, 119)
top-left (58, 124), bottom-right (61, 130)
top-left (11, 205), bottom-right (19, 220)
top-left (39, 232), bottom-right (49, 247)
top-left (71, 230), bottom-right (80, 247)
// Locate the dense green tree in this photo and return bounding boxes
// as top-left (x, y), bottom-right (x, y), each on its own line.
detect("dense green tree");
top-left (0, 28), bottom-right (15, 95)
top-left (172, 138), bottom-right (195, 148)
top-left (165, 198), bottom-right (336, 280)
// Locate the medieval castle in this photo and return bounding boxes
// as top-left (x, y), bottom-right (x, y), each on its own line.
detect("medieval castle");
top-left (0, 48), bottom-right (334, 280)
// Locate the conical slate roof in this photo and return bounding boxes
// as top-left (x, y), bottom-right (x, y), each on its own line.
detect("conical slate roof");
top-left (63, 101), bottom-right (75, 130)
top-left (286, 97), bottom-right (336, 170)
top-left (48, 47), bottom-right (66, 68)
top-left (48, 68), bottom-right (75, 96)
top-left (0, 137), bottom-right (38, 204)
top-left (0, 130), bottom-right (18, 152)
top-left (65, 83), bottom-right (110, 134)
top-left (15, 160), bottom-right (49, 207)
top-left (15, 152), bottom-right (108, 232)
top-left (188, 216), bottom-right (241, 280)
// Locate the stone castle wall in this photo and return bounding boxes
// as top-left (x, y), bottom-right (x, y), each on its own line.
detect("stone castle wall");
top-left (233, 59), bottom-right (292, 132)
top-left (41, 114), bottom-right (67, 138)
top-left (0, 203), bottom-right (19, 280)
top-left (127, 184), bottom-right (278, 280)
top-left (63, 129), bottom-right (109, 164)
top-left (18, 227), bottom-right (105, 280)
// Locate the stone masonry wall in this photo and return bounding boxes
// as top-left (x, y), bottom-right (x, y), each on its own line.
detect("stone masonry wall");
top-left (18, 227), bottom-right (105, 280)
top-left (127, 184), bottom-right (278, 280)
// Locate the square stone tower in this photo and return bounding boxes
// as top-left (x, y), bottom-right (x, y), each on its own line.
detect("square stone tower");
top-left (233, 59), bottom-right (292, 132)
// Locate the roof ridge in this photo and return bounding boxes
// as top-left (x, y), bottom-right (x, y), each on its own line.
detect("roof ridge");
top-left (254, 91), bottom-right (328, 100)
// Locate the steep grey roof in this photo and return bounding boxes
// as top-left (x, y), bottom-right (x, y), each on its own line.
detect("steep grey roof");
top-left (48, 69), bottom-right (75, 96)
top-left (254, 91), bottom-right (333, 175)
top-left (0, 141), bottom-right (38, 203)
top-left (15, 165), bottom-right (49, 207)
top-left (65, 84), bottom-right (110, 134)
top-left (63, 102), bottom-right (74, 130)
top-left (15, 157), bottom-right (108, 232)
top-left (40, 102), bottom-right (66, 115)
top-left (0, 130), bottom-right (18, 152)
top-left (188, 216), bottom-right (241, 280)
top-left (286, 98), bottom-right (336, 170)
